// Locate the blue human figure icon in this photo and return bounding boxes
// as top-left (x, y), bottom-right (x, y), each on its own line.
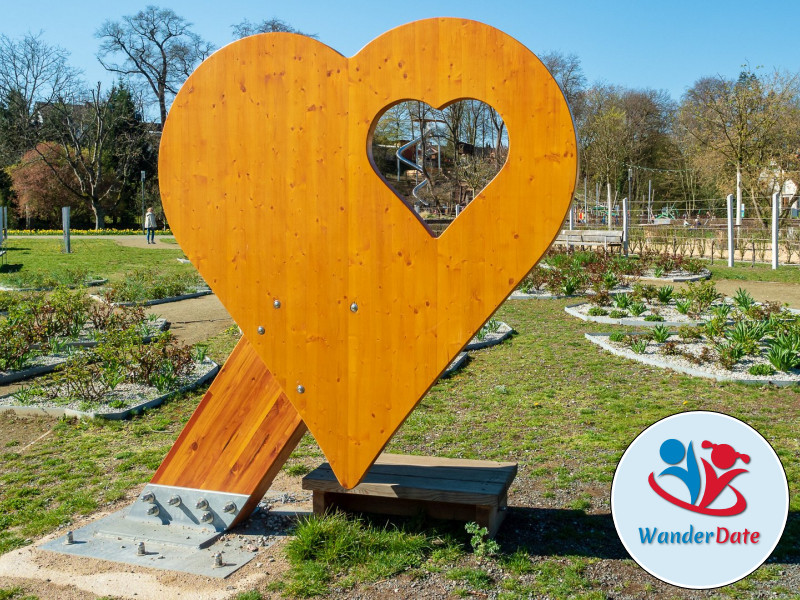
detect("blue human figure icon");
top-left (658, 438), bottom-right (701, 505)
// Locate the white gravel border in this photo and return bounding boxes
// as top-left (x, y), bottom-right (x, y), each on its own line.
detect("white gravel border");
top-left (566, 303), bottom-right (704, 328)
top-left (585, 333), bottom-right (800, 387)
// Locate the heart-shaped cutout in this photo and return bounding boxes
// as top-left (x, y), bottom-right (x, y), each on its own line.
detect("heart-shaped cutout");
top-left (370, 99), bottom-right (508, 238)
top-left (159, 18), bottom-right (576, 488)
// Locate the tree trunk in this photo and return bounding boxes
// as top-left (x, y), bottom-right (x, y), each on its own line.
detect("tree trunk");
top-left (607, 182), bottom-right (613, 230)
top-left (736, 165), bottom-right (743, 226)
top-left (91, 201), bottom-right (106, 230)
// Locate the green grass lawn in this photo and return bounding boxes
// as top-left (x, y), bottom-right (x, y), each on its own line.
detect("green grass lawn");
top-left (705, 262), bottom-right (800, 284)
top-left (2, 299), bottom-right (799, 599)
top-left (0, 238), bottom-right (195, 289)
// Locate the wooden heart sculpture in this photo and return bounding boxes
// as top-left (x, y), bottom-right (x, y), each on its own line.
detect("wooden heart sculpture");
top-left (160, 18), bottom-right (576, 488)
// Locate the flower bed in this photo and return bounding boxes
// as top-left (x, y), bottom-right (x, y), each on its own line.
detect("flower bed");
top-left (1, 332), bottom-right (215, 416)
top-left (516, 247), bottom-right (708, 298)
top-left (93, 269), bottom-right (209, 304)
top-left (465, 320), bottom-right (513, 350)
top-left (8, 229), bottom-right (172, 236)
top-left (584, 296), bottom-right (800, 385)
top-left (0, 288), bottom-right (167, 382)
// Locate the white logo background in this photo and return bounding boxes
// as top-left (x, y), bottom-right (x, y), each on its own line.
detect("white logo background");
top-left (611, 411), bottom-right (789, 589)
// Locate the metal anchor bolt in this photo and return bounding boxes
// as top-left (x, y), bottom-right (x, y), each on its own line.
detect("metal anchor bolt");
top-left (213, 552), bottom-right (224, 568)
top-left (200, 511), bottom-right (214, 523)
top-left (141, 491), bottom-right (155, 503)
top-left (168, 495), bottom-right (182, 506)
top-left (195, 498), bottom-right (209, 510)
top-left (146, 505), bottom-right (160, 517)
top-left (64, 531), bottom-right (74, 545)
top-left (222, 501), bottom-right (237, 514)
top-left (137, 541), bottom-right (146, 556)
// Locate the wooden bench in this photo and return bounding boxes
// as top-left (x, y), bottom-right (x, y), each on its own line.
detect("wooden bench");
top-left (302, 453), bottom-right (517, 537)
top-left (554, 229), bottom-right (623, 251)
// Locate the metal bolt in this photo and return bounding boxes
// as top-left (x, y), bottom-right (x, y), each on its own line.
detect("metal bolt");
top-left (195, 498), bottom-right (208, 510)
top-left (350, 302), bottom-right (358, 313)
top-left (64, 531), bottom-right (74, 545)
top-left (141, 491), bottom-right (155, 503)
top-left (222, 501), bottom-right (237, 514)
top-left (168, 495), bottom-right (182, 507)
top-left (297, 385), bottom-right (305, 394)
top-left (257, 326), bottom-right (265, 335)
top-left (213, 552), bottom-right (224, 568)
top-left (146, 505), bottom-right (160, 517)
top-left (200, 511), bottom-right (214, 523)
top-left (273, 299), bottom-right (281, 309)
top-left (137, 541), bottom-right (146, 556)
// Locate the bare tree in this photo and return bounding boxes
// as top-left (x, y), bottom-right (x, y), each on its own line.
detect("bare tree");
top-left (231, 18), bottom-right (317, 39)
top-left (37, 84), bottom-right (147, 229)
top-left (679, 68), bottom-right (799, 225)
top-left (540, 51), bottom-right (586, 118)
top-left (96, 6), bottom-right (213, 126)
top-left (0, 32), bottom-right (77, 162)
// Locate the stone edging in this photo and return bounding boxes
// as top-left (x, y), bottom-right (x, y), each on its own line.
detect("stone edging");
top-left (442, 352), bottom-right (468, 377)
top-left (634, 270), bottom-right (711, 283)
top-left (565, 303), bottom-right (703, 328)
top-left (584, 333), bottom-right (798, 387)
top-left (0, 360), bottom-right (220, 419)
top-left (90, 289), bottom-right (213, 307)
top-left (464, 322), bottom-right (513, 350)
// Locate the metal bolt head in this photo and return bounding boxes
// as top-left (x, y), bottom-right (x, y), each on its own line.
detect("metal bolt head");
top-left (257, 326), bottom-right (265, 335)
top-left (195, 498), bottom-right (209, 510)
top-left (223, 501), bottom-right (237, 514)
top-left (350, 302), bottom-right (358, 313)
top-left (297, 385), bottom-right (305, 394)
top-left (137, 541), bottom-right (146, 556)
top-left (64, 531), bottom-right (74, 545)
top-left (200, 511), bottom-right (214, 523)
top-left (168, 495), bottom-right (182, 506)
top-left (273, 299), bottom-right (281, 309)
top-left (146, 505), bottom-right (160, 517)
top-left (213, 552), bottom-right (224, 568)
top-left (141, 492), bottom-right (155, 503)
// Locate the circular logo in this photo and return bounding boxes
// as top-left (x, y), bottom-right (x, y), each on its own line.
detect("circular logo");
top-left (611, 411), bottom-right (788, 589)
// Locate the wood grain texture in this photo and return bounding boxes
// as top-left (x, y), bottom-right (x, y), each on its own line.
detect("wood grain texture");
top-left (151, 337), bottom-right (306, 521)
top-left (159, 18), bottom-right (576, 488)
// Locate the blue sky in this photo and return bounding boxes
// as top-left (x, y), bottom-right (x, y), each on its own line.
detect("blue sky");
top-left (4, 0), bottom-right (800, 101)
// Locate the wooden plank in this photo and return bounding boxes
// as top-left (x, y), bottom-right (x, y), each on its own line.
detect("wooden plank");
top-left (151, 337), bottom-right (307, 524)
top-left (159, 19), bottom-right (577, 488)
top-left (303, 455), bottom-right (517, 506)
top-left (308, 460), bottom-right (516, 487)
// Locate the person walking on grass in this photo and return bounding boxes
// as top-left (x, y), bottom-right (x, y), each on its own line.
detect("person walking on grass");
top-left (145, 207), bottom-right (157, 244)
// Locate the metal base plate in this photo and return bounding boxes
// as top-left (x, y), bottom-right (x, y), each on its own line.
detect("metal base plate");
top-left (40, 484), bottom-right (256, 578)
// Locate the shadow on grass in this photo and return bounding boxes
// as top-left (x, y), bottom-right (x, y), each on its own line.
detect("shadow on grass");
top-left (497, 508), bottom-right (800, 564)
top-left (0, 264), bottom-right (22, 273)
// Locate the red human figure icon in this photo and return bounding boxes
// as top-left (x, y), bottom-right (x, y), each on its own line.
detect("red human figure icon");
top-left (698, 441), bottom-right (750, 510)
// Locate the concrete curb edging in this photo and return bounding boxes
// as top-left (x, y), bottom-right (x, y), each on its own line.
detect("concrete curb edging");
top-left (565, 304), bottom-right (704, 328)
top-left (631, 269), bottom-right (711, 283)
top-left (465, 322), bottom-right (513, 350)
top-left (0, 360), bottom-right (220, 419)
top-left (90, 289), bottom-right (212, 307)
top-left (584, 333), bottom-right (799, 387)
top-left (442, 352), bottom-right (468, 377)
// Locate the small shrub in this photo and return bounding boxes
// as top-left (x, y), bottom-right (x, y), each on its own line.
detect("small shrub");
top-left (561, 274), bottom-right (583, 296)
top-left (683, 258), bottom-right (705, 275)
top-left (519, 266), bottom-right (548, 293)
top-left (709, 304), bottom-right (732, 320)
top-left (609, 310), bottom-right (628, 319)
top-left (732, 287), bottom-right (756, 312)
top-left (609, 332), bottom-right (626, 343)
top-left (630, 338), bottom-right (648, 354)
top-left (613, 294), bottom-right (632, 309)
top-left (587, 307), bottom-right (608, 317)
top-left (652, 325), bottom-right (671, 343)
top-left (663, 340), bottom-right (681, 355)
top-left (629, 302), bottom-right (647, 317)
top-left (602, 271), bottom-right (619, 291)
top-left (748, 364), bottom-right (776, 376)
top-left (644, 314), bottom-right (665, 322)
top-left (678, 325), bottom-right (703, 342)
top-left (766, 346), bottom-right (800, 372)
top-left (675, 299), bottom-right (692, 315)
top-left (593, 290), bottom-right (612, 306)
top-left (632, 283), bottom-right (658, 303)
top-left (715, 342), bottom-right (745, 371)
top-left (656, 285), bottom-right (674, 304)
top-left (465, 522), bottom-right (499, 559)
